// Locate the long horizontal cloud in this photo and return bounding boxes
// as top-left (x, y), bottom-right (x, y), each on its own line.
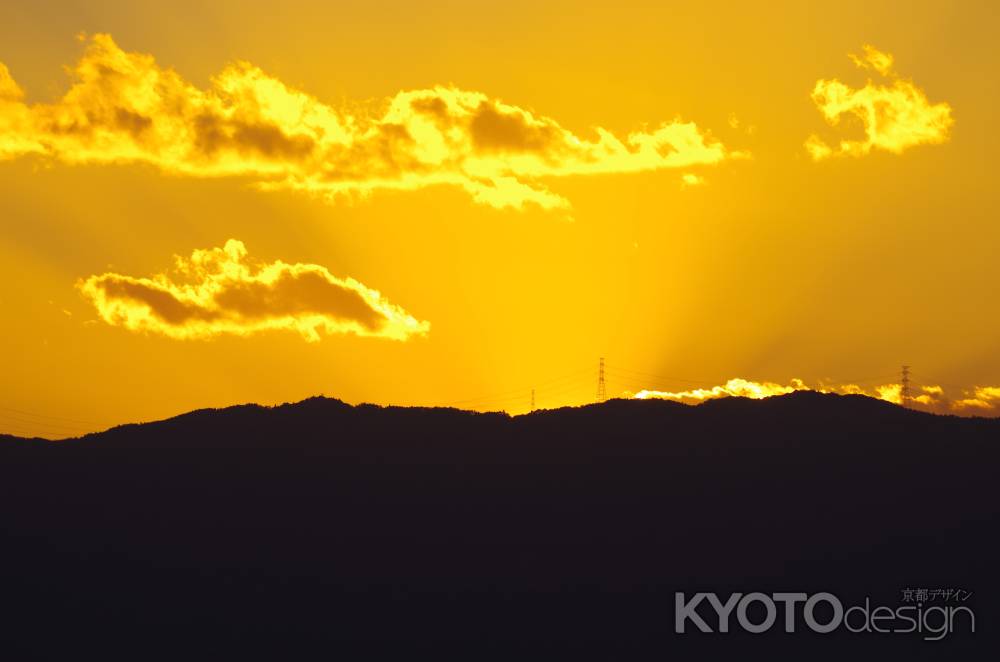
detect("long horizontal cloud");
top-left (78, 240), bottom-right (428, 341)
top-left (631, 378), bottom-right (1000, 417)
top-left (0, 34), bottom-right (745, 210)
top-left (805, 45), bottom-right (954, 160)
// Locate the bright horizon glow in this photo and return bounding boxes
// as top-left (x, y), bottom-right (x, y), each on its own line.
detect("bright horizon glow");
top-left (9, 374), bottom-right (999, 440)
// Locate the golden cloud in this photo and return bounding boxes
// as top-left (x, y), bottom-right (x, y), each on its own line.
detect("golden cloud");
top-left (848, 44), bottom-right (895, 77)
top-left (680, 172), bottom-right (705, 187)
top-left (632, 377), bottom-right (804, 402)
top-left (78, 240), bottom-right (429, 342)
top-left (630, 378), bottom-right (1000, 416)
top-left (0, 34), bottom-right (744, 210)
top-left (806, 45), bottom-right (953, 160)
top-left (953, 386), bottom-right (1000, 412)
top-left (0, 63), bottom-right (39, 159)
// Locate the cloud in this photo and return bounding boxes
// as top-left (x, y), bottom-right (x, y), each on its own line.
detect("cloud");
top-left (0, 63), bottom-right (40, 159)
top-left (0, 34), bottom-right (745, 211)
top-left (806, 45), bottom-right (953, 160)
top-left (630, 377), bottom-right (1000, 416)
top-left (953, 386), bottom-right (1000, 412)
top-left (727, 112), bottom-right (755, 135)
top-left (78, 240), bottom-right (429, 342)
top-left (680, 172), bottom-right (705, 187)
top-left (848, 44), bottom-right (894, 77)
top-left (632, 378), bottom-right (804, 403)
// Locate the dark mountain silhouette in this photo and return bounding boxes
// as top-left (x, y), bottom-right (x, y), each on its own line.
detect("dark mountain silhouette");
top-left (2, 391), bottom-right (997, 660)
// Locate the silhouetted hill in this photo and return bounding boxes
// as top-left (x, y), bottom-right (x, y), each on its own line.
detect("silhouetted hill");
top-left (1, 392), bottom-right (997, 660)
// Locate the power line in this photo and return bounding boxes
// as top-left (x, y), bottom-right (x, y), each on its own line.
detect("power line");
top-left (0, 420), bottom-right (80, 438)
top-left (536, 380), bottom-right (591, 402)
top-left (604, 364), bottom-right (718, 386)
top-left (0, 411), bottom-right (97, 434)
top-left (0, 403), bottom-right (105, 426)
top-left (443, 368), bottom-right (590, 407)
top-left (817, 372), bottom-right (901, 385)
top-left (466, 376), bottom-right (594, 411)
top-left (448, 361), bottom-right (924, 413)
top-left (904, 373), bottom-right (979, 392)
top-left (0, 415), bottom-right (89, 434)
top-left (607, 363), bottom-right (902, 390)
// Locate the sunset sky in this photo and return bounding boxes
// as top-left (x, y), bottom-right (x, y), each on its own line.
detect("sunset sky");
top-left (2, 0), bottom-right (998, 437)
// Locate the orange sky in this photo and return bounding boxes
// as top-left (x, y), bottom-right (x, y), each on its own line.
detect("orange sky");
top-left (1, 1), bottom-right (998, 437)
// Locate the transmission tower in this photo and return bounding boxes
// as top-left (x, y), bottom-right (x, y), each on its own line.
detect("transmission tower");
top-left (530, 388), bottom-right (535, 411)
top-left (597, 357), bottom-right (607, 402)
top-left (901, 365), bottom-right (911, 407)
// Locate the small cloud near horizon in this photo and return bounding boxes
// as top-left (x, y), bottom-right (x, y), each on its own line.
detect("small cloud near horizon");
top-left (629, 377), bottom-right (1000, 417)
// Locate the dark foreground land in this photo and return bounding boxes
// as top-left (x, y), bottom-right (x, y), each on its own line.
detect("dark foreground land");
top-left (2, 391), bottom-right (998, 660)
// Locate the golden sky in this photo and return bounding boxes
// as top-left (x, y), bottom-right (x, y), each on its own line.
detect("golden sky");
top-left (1, 0), bottom-right (998, 437)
